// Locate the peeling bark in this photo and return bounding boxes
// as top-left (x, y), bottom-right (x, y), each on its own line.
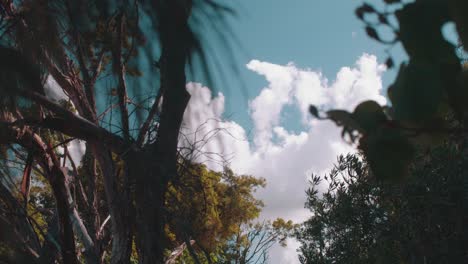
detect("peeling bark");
top-left (91, 144), bottom-right (132, 264)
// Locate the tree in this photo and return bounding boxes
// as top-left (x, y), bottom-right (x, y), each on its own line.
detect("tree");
top-left (0, 0), bottom-right (235, 263)
top-left (165, 163), bottom-right (266, 264)
top-left (309, 0), bottom-right (468, 182)
top-left (296, 148), bottom-right (468, 264)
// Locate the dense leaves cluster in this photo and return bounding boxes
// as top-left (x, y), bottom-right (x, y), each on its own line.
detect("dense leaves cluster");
top-left (297, 146), bottom-right (468, 263)
top-left (166, 163), bottom-right (265, 257)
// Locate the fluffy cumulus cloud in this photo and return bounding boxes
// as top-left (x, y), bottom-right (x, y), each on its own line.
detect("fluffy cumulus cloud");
top-left (181, 53), bottom-right (387, 264)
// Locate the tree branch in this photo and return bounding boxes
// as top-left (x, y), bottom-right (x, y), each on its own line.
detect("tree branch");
top-left (65, 0), bottom-right (97, 116)
top-left (18, 90), bottom-right (130, 154)
top-left (136, 88), bottom-right (162, 146)
top-left (112, 12), bottom-right (131, 141)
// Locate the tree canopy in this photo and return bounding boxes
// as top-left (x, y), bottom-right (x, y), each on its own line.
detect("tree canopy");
top-left (297, 140), bottom-right (468, 263)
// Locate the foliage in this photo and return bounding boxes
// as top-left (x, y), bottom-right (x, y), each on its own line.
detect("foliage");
top-left (310, 0), bottom-right (468, 182)
top-left (166, 163), bottom-right (265, 254)
top-left (296, 147), bottom-right (468, 264)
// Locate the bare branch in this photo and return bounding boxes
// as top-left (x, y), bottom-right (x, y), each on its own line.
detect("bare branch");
top-left (65, 0), bottom-right (96, 114)
top-left (97, 215), bottom-right (111, 239)
top-left (136, 89), bottom-right (162, 146)
top-left (112, 12), bottom-right (131, 141)
top-left (18, 90), bottom-right (129, 154)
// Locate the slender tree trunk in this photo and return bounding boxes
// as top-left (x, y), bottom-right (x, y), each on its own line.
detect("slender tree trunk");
top-left (133, 153), bottom-right (167, 264)
top-left (47, 154), bottom-right (78, 264)
top-left (39, 212), bottom-right (60, 264)
top-left (82, 147), bottom-right (101, 258)
top-left (92, 144), bottom-right (133, 264)
top-left (185, 237), bottom-right (202, 264)
top-left (133, 1), bottom-right (191, 263)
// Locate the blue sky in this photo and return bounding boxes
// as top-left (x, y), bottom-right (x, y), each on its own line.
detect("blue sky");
top-left (188, 0), bottom-right (409, 134)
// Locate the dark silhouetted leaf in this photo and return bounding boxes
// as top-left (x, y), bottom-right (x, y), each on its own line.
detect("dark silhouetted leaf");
top-left (309, 105), bottom-right (319, 118)
top-left (365, 26), bottom-right (380, 42)
top-left (361, 3), bottom-right (375, 13)
top-left (385, 57), bottom-right (394, 69)
top-left (352, 100), bottom-right (387, 133)
top-left (378, 14), bottom-right (388, 25)
top-left (355, 4), bottom-right (375, 20)
top-left (326, 110), bottom-right (359, 130)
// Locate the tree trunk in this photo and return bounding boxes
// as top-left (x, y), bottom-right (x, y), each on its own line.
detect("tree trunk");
top-left (38, 212), bottom-right (60, 264)
top-left (91, 144), bottom-right (133, 264)
top-left (133, 1), bottom-right (191, 263)
top-left (46, 154), bottom-right (78, 264)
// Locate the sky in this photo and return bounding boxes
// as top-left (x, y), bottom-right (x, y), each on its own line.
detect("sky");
top-left (181, 1), bottom-right (404, 263)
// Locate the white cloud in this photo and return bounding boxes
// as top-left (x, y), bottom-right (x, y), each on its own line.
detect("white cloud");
top-left (65, 140), bottom-right (86, 168)
top-left (246, 61), bottom-right (297, 150)
top-left (243, 53), bottom-right (385, 221)
top-left (180, 83), bottom-right (252, 172)
top-left (326, 54), bottom-right (387, 110)
top-left (44, 75), bottom-right (68, 101)
top-left (181, 54), bottom-right (387, 264)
